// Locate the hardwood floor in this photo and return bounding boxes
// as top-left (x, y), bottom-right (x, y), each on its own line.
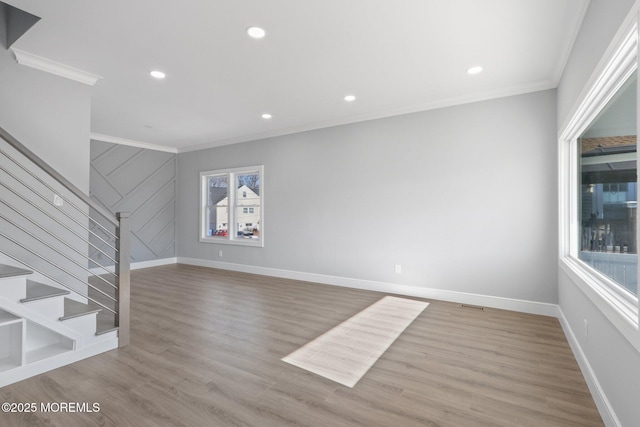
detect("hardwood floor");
top-left (0, 264), bottom-right (603, 426)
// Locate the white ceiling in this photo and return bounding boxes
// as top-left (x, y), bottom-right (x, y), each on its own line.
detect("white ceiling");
top-left (6, 0), bottom-right (589, 152)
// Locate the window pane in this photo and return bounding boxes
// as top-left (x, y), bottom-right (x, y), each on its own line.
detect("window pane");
top-left (207, 175), bottom-right (228, 238)
top-left (201, 167), bottom-right (263, 245)
top-left (237, 172), bottom-right (260, 195)
top-left (578, 71), bottom-right (637, 296)
top-left (235, 172), bottom-right (261, 239)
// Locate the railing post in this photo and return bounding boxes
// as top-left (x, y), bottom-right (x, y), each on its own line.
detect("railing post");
top-left (115, 212), bottom-right (130, 348)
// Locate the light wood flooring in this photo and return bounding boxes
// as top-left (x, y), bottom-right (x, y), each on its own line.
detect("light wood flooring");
top-left (0, 264), bottom-right (603, 426)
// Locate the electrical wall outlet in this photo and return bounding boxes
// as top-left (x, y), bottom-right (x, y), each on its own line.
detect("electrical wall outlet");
top-left (394, 264), bottom-right (402, 274)
top-left (218, 250), bottom-right (223, 258)
top-left (584, 319), bottom-right (589, 342)
top-left (53, 194), bottom-right (64, 207)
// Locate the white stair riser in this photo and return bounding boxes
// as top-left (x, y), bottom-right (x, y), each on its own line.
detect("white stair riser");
top-left (0, 322), bottom-right (24, 365)
top-left (0, 277), bottom-right (27, 302)
top-left (62, 314), bottom-right (98, 336)
top-left (21, 297), bottom-right (65, 320)
top-left (24, 321), bottom-right (72, 354)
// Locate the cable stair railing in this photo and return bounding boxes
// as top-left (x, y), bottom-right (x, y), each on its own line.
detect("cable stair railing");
top-left (0, 125), bottom-right (130, 347)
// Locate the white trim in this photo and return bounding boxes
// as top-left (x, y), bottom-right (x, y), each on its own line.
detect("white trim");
top-left (89, 257), bottom-right (177, 275)
top-left (559, 2), bottom-right (640, 136)
top-left (557, 307), bottom-right (622, 427)
top-left (0, 337), bottom-right (117, 388)
top-left (90, 132), bottom-right (178, 153)
top-left (131, 257), bottom-right (177, 270)
top-left (11, 48), bottom-right (103, 86)
top-left (551, 0), bottom-right (592, 87)
top-left (199, 166), bottom-right (264, 248)
top-left (559, 260), bottom-right (640, 353)
top-left (177, 257), bottom-right (558, 317)
top-left (557, 7), bottom-right (640, 346)
top-left (177, 80), bottom-right (557, 153)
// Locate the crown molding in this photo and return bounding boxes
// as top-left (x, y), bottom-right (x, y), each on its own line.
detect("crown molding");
top-left (179, 79), bottom-right (556, 153)
top-left (11, 48), bottom-right (103, 86)
top-left (551, 0), bottom-right (592, 87)
top-left (90, 132), bottom-right (178, 153)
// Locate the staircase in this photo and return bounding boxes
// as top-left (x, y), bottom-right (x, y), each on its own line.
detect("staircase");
top-left (0, 264), bottom-right (119, 387)
top-left (0, 126), bottom-right (130, 387)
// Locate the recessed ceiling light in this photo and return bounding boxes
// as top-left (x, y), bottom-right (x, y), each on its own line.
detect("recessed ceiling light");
top-left (247, 26), bottom-right (266, 39)
top-left (467, 66), bottom-right (483, 75)
top-left (150, 70), bottom-right (166, 79)
top-left (344, 95), bottom-right (356, 102)
top-left (261, 113), bottom-right (272, 119)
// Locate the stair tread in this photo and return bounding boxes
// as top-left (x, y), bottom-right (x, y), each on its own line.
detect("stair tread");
top-left (21, 281), bottom-right (70, 302)
top-left (0, 264), bottom-right (32, 279)
top-left (95, 311), bottom-right (118, 335)
top-left (59, 298), bottom-right (101, 321)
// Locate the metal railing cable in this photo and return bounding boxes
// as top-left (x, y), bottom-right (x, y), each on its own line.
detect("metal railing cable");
top-left (0, 208), bottom-right (117, 290)
top-left (0, 180), bottom-right (118, 264)
top-left (0, 127), bottom-right (118, 229)
top-left (0, 145), bottom-right (118, 239)
top-left (0, 164), bottom-right (117, 253)
top-left (0, 236), bottom-right (117, 314)
top-left (0, 125), bottom-right (130, 347)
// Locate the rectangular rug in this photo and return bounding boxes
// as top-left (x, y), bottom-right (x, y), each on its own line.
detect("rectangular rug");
top-left (282, 296), bottom-right (429, 387)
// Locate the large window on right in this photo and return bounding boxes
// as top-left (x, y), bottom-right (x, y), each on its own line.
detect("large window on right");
top-left (578, 71), bottom-right (638, 297)
top-left (559, 20), bottom-right (639, 330)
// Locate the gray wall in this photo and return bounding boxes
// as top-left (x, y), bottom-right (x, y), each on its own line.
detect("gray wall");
top-left (0, 46), bottom-right (91, 192)
top-left (557, 0), bottom-right (637, 130)
top-left (556, 0), bottom-right (640, 426)
top-left (177, 89), bottom-right (558, 304)
top-left (90, 140), bottom-right (176, 264)
top-left (0, 44), bottom-right (93, 295)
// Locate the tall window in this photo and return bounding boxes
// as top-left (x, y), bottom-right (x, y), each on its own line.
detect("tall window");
top-left (200, 166), bottom-right (263, 246)
top-left (578, 72), bottom-right (637, 296)
top-left (559, 20), bottom-right (638, 331)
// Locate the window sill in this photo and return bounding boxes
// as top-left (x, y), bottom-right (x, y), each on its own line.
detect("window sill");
top-left (199, 236), bottom-right (263, 247)
top-left (559, 256), bottom-right (640, 352)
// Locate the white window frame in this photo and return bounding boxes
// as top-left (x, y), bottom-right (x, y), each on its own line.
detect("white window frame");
top-left (199, 165), bottom-right (264, 247)
top-left (558, 15), bottom-right (639, 348)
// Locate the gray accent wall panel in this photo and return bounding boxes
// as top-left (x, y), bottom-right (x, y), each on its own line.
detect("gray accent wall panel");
top-left (90, 140), bottom-right (176, 264)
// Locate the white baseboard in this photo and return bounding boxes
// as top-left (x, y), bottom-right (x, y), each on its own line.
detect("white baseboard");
top-left (177, 257), bottom-right (618, 424)
top-left (89, 257), bottom-right (177, 275)
top-left (131, 257), bottom-right (177, 270)
top-left (557, 308), bottom-right (620, 427)
top-left (0, 337), bottom-right (118, 388)
top-left (176, 257), bottom-right (558, 317)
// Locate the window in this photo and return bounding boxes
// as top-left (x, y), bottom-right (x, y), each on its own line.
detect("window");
top-left (559, 20), bottom-right (638, 332)
top-left (577, 74), bottom-right (637, 295)
top-left (200, 166), bottom-right (263, 246)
